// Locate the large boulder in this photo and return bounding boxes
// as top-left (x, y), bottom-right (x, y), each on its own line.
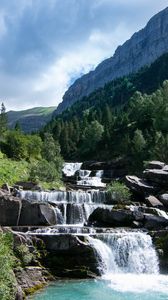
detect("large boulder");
top-left (19, 200), bottom-right (56, 226)
top-left (89, 207), bottom-right (134, 227)
top-left (125, 175), bottom-right (155, 195)
top-left (143, 214), bottom-right (168, 230)
top-left (0, 190), bottom-right (22, 226)
top-left (145, 161), bottom-right (165, 170)
top-left (36, 234), bottom-right (99, 277)
top-left (143, 169), bottom-right (168, 187)
top-left (152, 230), bottom-right (168, 273)
top-left (159, 194), bottom-right (168, 208)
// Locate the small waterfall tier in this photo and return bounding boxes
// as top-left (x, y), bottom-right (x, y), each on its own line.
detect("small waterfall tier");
top-left (89, 231), bottom-right (159, 275)
top-left (63, 162), bottom-right (82, 177)
top-left (63, 162), bottom-right (106, 187)
top-left (19, 190), bottom-right (110, 225)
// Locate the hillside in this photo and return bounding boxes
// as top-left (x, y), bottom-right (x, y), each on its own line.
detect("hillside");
top-left (55, 6), bottom-right (168, 115)
top-left (7, 106), bottom-right (56, 133)
top-left (44, 52), bottom-right (168, 167)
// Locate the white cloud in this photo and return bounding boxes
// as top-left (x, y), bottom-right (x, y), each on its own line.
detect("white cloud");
top-left (0, 0), bottom-right (167, 111)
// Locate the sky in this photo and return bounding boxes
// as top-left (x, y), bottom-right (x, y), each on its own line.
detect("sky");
top-left (0, 0), bottom-right (167, 111)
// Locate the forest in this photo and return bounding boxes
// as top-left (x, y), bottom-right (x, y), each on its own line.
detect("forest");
top-left (0, 53), bottom-right (168, 186)
top-left (43, 53), bottom-right (168, 170)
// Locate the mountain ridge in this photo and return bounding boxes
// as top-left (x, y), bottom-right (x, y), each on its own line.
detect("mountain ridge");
top-left (7, 106), bottom-right (56, 133)
top-left (55, 6), bottom-right (168, 115)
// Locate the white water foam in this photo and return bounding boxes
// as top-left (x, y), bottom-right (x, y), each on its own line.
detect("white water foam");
top-left (88, 231), bottom-right (159, 275)
top-left (63, 162), bottom-right (82, 177)
top-left (106, 273), bottom-right (168, 294)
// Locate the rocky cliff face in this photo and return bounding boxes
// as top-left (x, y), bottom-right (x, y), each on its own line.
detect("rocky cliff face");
top-left (56, 7), bottom-right (168, 114)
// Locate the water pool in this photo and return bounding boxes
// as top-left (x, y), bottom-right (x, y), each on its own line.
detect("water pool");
top-left (29, 274), bottom-right (168, 300)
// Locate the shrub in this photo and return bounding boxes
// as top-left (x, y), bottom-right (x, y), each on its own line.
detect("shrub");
top-left (0, 233), bottom-right (17, 300)
top-left (0, 158), bottom-right (29, 186)
top-left (29, 159), bottom-right (61, 183)
top-left (15, 244), bottom-right (33, 267)
top-left (107, 181), bottom-right (131, 203)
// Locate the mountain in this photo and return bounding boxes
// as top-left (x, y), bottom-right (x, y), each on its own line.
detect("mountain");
top-left (55, 7), bottom-right (168, 115)
top-left (7, 106), bottom-right (56, 133)
top-left (44, 52), bottom-right (168, 162)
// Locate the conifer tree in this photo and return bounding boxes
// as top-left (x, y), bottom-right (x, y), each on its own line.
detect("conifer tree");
top-left (0, 103), bottom-right (8, 137)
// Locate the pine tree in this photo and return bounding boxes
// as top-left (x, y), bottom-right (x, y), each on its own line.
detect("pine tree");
top-left (0, 103), bottom-right (8, 137)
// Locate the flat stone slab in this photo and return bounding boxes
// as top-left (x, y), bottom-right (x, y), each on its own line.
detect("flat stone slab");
top-left (146, 195), bottom-right (164, 208)
top-left (143, 169), bottom-right (168, 186)
top-left (125, 175), bottom-right (155, 194)
top-left (146, 161), bottom-right (165, 170)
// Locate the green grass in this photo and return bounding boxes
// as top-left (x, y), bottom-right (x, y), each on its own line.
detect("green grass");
top-left (0, 157), bottom-right (29, 186)
top-left (0, 233), bottom-right (17, 300)
top-left (7, 106), bottom-right (56, 125)
top-left (0, 155), bottom-right (64, 190)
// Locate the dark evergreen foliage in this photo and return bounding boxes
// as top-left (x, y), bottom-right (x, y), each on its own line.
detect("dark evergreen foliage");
top-left (43, 53), bottom-right (168, 169)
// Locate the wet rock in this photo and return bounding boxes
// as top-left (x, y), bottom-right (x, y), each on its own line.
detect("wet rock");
top-left (1, 183), bottom-right (11, 192)
top-left (0, 192), bottom-right (22, 226)
top-left (151, 230), bottom-right (168, 273)
top-left (15, 266), bottom-right (46, 296)
top-left (159, 194), bottom-right (168, 207)
top-left (19, 200), bottom-right (56, 226)
top-left (37, 234), bottom-right (100, 277)
top-left (145, 161), bottom-right (165, 170)
top-left (146, 196), bottom-right (164, 208)
top-left (144, 214), bottom-right (168, 230)
top-left (15, 285), bottom-right (24, 300)
top-left (15, 181), bottom-right (42, 191)
top-left (143, 169), bottom-right (168, 187)
top-left (125, 175), bottom-right (155, 195)
top-left (89, 207), bottom-right (134, 227)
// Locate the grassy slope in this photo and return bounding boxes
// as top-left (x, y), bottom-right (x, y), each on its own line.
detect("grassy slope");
top-left (7, 106), bottom-right (56, 123)
top-left (7, 106), bottom-right (56, 133)
top-left (0, 158), bottom-right (29, 187)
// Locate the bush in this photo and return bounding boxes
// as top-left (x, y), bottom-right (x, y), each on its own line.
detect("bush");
top-left (0, 158), bottom-right (29, 186)
top-left (29, 159), bottom-right (61, 183)
top-left (107, 181), bottom-right (131, 203)
top-left (0, 233), bottom-right (17, 300)
top-left (15, 244), bottom-right (33, 267)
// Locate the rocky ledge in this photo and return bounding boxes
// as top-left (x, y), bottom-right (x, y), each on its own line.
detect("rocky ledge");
top-left (1, 228), bottom-right (99, 300)
top-left (0, 189), bottom-right (57, 226)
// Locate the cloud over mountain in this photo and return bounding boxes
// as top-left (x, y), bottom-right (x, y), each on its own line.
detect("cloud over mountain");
top-left (0, 0), bottom-right (167, 110)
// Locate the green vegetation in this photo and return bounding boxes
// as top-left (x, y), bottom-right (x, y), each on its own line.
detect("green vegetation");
top-left (43, 53), bottom-right (168, 170)
top-left (0, 106), bottom-right (64, 189)
top-left (7, 106), bottom-right (56, 133)
top-left (0, 232), bottom-right (17, 300)
top-left (15, 243), bottom-right (33, 267)
top-left (0, 156), bottom-right (29, 187)
top-left (107, 181), bottom-right (131, 203)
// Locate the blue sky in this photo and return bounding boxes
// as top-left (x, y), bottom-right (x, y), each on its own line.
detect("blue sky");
top-left (0, 0), bottom-right (167, 111)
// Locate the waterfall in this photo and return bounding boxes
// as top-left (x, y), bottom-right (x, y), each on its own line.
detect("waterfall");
top-left (78, 170), bottom-right (91, 178)
top-left (63, 162), bottom-right (82, 177)
top-left (89, 231), bottom-right (159, 275)
top-left (62, 161), bottom-right (106, 187)
top-left (96, 170), bottom-right (104, 178)
top-left (19, 190), bottom-right (107, 204)
top-left (19, 190), bottom-right (109, 225)
top-left (77, 176), bottom-right (106, 187)
top-left (54, 207), bottom-right (64, 224)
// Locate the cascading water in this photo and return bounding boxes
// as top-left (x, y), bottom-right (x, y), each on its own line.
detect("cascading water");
top-left (89, 231), bottom-right (159, 275)
top-left (63, 162), bottom-right (82, 177)
top-left (20, 161), bottom-right (168, 300)
top-left (63, 162), bottom-right (106, 187)
top-left (19, 189), bottom-right (108, 225)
